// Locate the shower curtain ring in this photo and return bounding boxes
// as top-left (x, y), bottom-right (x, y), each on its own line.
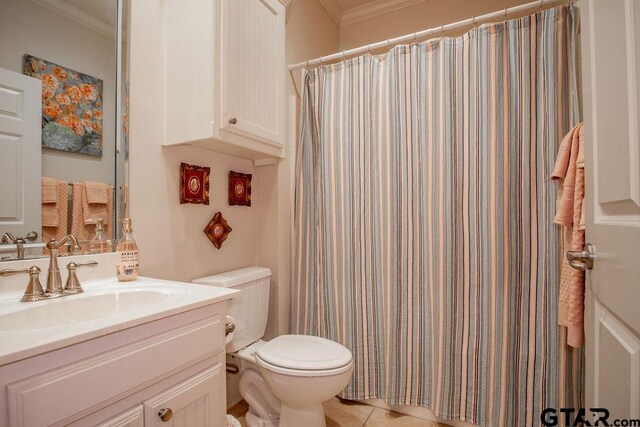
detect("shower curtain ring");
top-left (305, 60), bottom-right (310, 70)
top-left (367, 44), bottom-right (371, 55)
top-left (504, 7), bottom-right (508, 23)
top-left (413, 32), bottom-right (417, 43)
top-left (539, 0), bottom-right (543, 12)
top-left (387, 38), bottom-right (392, 49)
top-left (342, 50), bottom-right (346, 61)
top-left (440, 24), bottom-right (445, 39)
top-left (319, 56), bottom-right (324, 66)
top-left (472, 16), bottom-right (477, 28)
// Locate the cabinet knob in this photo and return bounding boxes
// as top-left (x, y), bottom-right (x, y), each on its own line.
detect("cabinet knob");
top-left (229, 117), bottom-right (238, 125)
top-left (158, 408), bottom-right (173, 422)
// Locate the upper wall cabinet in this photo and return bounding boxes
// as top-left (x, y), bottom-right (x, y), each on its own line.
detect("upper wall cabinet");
top-left (164, 0), bottom-right (285, 161)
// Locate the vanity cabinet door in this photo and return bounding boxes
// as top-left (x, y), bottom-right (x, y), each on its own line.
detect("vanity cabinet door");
top-left (94, 405), bottom-right (144, 427)
top-left (143, 364), bottom-right (225, 427)
top-left (220, 0), bottom-right (285, 148)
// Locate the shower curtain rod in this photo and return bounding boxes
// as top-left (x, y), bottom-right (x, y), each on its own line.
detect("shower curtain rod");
top-left (288, 0), bottom-right (567, 95)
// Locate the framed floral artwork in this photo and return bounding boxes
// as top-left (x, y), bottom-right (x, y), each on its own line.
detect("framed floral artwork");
top-left (204, 212), bottom-right (232, 249)
top-left (180, 162), bottom-right (210, 205)
top-left (23, 55), bottom-right (104, 156)
top-left (229, 171), bottom-right (252, 206)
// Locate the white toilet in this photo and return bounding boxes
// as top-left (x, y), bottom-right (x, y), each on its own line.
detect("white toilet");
top-left (192, 267), bottom-right (353, 427)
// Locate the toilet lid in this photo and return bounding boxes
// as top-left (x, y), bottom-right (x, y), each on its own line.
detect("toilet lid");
top-left (256, 335), bottom-right (352, 371)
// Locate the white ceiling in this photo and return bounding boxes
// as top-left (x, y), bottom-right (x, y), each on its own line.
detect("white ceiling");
top-left (31, 0), bottom-right (117, 38)
top-left (335, 0), bottom-right (379, 10)
top-left (61, 0), bottom-right (117, 26)
top-left (317, 0), bottom-right (426, 26)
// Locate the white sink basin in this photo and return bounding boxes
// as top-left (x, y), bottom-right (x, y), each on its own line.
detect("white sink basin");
top-left (0, 277), bottom-right (239, 365)
top-left (0, 290), bottom-right (170, 331)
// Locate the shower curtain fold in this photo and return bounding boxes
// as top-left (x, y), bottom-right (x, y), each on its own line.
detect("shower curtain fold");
top-left (292, 6), bottom-right (582, 427)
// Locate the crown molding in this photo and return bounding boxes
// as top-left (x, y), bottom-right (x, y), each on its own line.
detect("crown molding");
top-left (317, 0), bottom-right (343, 25)
top-left (30, 0), bottom-right (115, 39)
top-left (341, 0), bottom-right (427, 26)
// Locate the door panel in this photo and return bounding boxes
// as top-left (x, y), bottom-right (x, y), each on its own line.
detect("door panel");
top-left (143, 364), bottom-right (224, 427)
top-left (221, 0), bottom-right (284, 146)
top-left (0, 68), bottom-right (41, 237)
top-left (164, 0), bottom-right (215, 145)
top-left (593, 301), bottom-right (640, 418)
top-left (581, 0), bottom-right (640, 421)
top-left (95, 405), bottom-right (144, 427)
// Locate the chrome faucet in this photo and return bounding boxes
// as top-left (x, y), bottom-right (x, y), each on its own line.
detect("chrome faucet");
top-left (1, 231), bottom-right (38, 260)
top-left (46, 234), bottom-right (81, 296)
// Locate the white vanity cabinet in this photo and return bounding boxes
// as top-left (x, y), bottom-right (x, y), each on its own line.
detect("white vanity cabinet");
top-left (164, 0), bottom-right (286, 160)
top-left (142, 364), bottom-right (223, 426)
top-left (0, 301), bottom-right (228, 427)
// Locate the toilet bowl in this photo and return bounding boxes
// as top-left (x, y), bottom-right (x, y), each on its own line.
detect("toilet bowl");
top-left (255, 335), bottom-right (353, 427)
top-left (192, 268), bottom-right (353, 427)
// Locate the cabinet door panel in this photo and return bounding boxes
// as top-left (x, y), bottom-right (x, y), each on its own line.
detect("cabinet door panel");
top-left (221, 0), bottom-right (284, 146)
top-left (143, 364), bottom-right (224, 427)
top-left (164, 0), bottom-right (215, 144)
top-left (95, 405), bottom-right (144, 427)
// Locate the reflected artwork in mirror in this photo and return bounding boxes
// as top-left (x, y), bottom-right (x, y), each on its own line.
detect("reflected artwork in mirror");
top-left (0, 0), bottom-right (130, 262)
top-left (23, 55), bottom-right (104, 157)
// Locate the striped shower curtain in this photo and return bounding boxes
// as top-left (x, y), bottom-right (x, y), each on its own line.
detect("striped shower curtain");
top-left (293, 6), bottom-right (582, 427)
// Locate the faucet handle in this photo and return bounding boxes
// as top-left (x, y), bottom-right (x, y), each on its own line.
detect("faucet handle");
top-left (0, 266), bottom-right (46, 302)
top-left (64, 261), bottom-right (98, 294)
top-left (2, 231), bottom-right (39, 244)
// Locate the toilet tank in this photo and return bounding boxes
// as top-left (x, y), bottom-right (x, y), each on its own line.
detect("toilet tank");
top-left (192, 267), bottom-right (271, 352)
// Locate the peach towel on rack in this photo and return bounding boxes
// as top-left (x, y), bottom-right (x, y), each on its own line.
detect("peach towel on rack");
top-left (42, 178), bottom-right (69, 244)
top-left (41, 177), bottom-right (59, 227)
top-left (551, 123), bottom-right (586, 348)
top-left (71, 182), bottom-right (113, 251)
top-left (85, 181), bottom-right (109, 205)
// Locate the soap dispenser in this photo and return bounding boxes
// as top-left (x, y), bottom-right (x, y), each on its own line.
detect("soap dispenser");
top-left (116, 218), bottom-right (139, 282)
top-left (89, 219), bottom-right (109, 254)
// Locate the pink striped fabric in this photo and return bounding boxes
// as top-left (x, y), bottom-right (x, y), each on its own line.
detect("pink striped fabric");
top-left (293, 6), bottom-right (582, 426)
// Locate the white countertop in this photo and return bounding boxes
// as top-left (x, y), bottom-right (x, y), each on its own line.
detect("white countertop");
top-left (0, 276), bottom-right (238, 366)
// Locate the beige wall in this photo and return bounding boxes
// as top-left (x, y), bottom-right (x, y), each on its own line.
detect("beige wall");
top-left (339, 0), bottom-right (533, 50)
top-left (0, 0), bottom-right (116, 186)
top-left (129, 0), bottom-right (258, 283)
top-left (257, 0), bottom-right (339, 339)
top-left (128, 0), bottom-right (338, 302)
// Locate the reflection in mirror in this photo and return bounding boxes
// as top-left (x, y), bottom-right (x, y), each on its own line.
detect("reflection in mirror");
top-left (0, 0), bottom-right (129, 261)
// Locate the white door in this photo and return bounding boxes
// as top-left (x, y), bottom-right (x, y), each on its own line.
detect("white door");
top-left (0, 67), bottom-right (41, 238)
top-left (143, 365), bottom-right (225, 427)
top-left (220, 0), bottom-right (285, 147)
top-left (581, 0), bottom-right (640, 422)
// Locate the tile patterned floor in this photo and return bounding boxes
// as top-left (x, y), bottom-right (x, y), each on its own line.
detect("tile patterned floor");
top-left (228, 398), bottom-right (449, 426)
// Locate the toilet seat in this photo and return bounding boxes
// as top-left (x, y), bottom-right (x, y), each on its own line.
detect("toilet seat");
top-left (255, 354), bottom-right (353, 377)
top-left (255, 334), bottom-right (353, 377)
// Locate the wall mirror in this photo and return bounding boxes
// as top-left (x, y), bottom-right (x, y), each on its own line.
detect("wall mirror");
top-left (0, 0), bottom-right (130, 261)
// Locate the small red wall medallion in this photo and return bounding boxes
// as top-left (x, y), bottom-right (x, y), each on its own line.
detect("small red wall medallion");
top-left (204, 212), bottom-right (232, 249)
top-left (229, 171), bottom-right (252, 206)
top-left (180, 162), bottom-right (210, 205)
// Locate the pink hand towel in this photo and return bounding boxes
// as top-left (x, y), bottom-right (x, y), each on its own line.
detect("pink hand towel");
top-left (551, 123), bottom-right (585, 348)
top-left (84, 181), bottom-right (109, 204)
top-left (42, 177), bottom-right (62, 227)
top-left (42, 179), bottom-right (69, 244)
top-left (42, 177), bottom-right (58, 204)
top-left (71, 183), bottom-right (113, 253)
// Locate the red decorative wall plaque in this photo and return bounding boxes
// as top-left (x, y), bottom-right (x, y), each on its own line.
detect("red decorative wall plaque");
top-left (204, 212), bottom-right (232, 249)
top-left (180, 162), bottom-right (210, 205)
top-left (228, 171), bottom-right (251, 206)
